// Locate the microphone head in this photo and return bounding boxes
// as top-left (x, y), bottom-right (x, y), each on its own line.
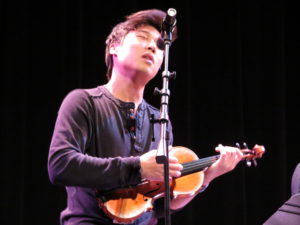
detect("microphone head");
top-left (167, 8), bottom-right (177, 17)
top-left (164, 8), bottom-right (177, 26)
top-left (161, 8), bottom-right (178, 42)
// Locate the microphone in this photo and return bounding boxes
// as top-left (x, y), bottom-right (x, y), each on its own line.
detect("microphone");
top-left (162, 8), bottom-right (177, 34)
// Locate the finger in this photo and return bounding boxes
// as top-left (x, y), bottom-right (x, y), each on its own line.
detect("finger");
top-left (215, 144), bottom-right (223, 152)
top-left (228, 148), bottom-right (242, 159)
top-left (169, 163), bottom-right (183, 171)
top-left (169, 169), bottom-right (181, 177)
top-left (237, 149), bottom-right (244, 158)
top-left (168, 156), bottom-right (179, 163)
top-left (219, 146), bottom-right (239, 156)
top-left (225, 148), bottom-right (235, 157)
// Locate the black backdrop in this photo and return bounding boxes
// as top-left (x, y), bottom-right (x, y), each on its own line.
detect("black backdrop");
top-left (1, 0), bottom-right (300, 224)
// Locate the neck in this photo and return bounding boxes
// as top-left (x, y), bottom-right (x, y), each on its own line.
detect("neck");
top-left (106, 71), bottom-right (145, 111)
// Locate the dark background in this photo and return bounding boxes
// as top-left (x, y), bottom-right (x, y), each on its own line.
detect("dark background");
top-left (1, 0), bottom-right (299, 224)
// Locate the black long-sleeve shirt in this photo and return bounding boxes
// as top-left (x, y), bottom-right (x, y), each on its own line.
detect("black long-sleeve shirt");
top-left (48, 85), bottom-right (173, 225)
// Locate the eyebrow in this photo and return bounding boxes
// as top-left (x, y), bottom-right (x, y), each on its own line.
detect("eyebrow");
top-left (135, 30), bottom-right (152, 36)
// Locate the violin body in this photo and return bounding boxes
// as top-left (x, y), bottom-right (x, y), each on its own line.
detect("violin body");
top-left (170, 146), bottom-right (204, 198)
top-left (97, 146), bottom-right (204, 224)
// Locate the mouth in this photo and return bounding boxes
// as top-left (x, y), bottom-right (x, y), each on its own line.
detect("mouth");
top-left (142, 53), bottom-right (154, 64)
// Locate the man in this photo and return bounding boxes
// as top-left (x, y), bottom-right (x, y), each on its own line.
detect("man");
top-left (48, 9), bottom-right (243, 225)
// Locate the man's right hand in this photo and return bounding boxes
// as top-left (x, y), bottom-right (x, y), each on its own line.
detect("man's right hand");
top-left (139, 149), bottom-right (182, 181)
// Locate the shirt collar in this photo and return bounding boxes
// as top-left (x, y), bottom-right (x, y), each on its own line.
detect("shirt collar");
top-left (97, 85), bottom-right (147, 111)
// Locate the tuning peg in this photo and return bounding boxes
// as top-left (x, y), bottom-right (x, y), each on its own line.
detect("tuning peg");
top-left (243, 142), bottom-right (249, 149)
top-left (246, 159), bottom-right (252, 167)
top-left (252, 158), bottom-right (258, 167)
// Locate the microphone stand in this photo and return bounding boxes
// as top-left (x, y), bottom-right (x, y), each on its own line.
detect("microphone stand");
top-left (155, 10), bottom-right (176, 225)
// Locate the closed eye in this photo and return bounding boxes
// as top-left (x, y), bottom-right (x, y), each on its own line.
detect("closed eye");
top-left (135, 30), bottom-right (165, 51)
top-left (136, 34), bottom-right (149, 40)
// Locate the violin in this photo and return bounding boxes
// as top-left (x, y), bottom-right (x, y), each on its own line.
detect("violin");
top-left (96, 144), bottom-right (265, 224)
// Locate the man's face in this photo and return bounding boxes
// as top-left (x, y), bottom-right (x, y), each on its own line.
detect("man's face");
top-left (111, 25), bottom-right (164, 84)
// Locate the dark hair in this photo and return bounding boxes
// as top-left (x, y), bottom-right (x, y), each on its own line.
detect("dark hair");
top-left (105, 9), bottom-right (178, 80)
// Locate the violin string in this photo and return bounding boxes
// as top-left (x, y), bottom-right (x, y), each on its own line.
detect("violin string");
top-left (183, 155), bottom-right (219, 169)
top-left (181, 155), bottom-right (219, 176)
top-left (182, 163), bottom-right (211, 176)
top-left (182, 163), bottom-right (212, 175)
top-left (183, 160), bottom-right (214, 171)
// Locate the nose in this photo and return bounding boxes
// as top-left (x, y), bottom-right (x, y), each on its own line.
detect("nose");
top-left (146, 39), bottom-right (157, 53)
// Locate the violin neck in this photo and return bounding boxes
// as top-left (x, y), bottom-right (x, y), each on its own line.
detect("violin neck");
top-left (180, 155), bottom-right (220, 177)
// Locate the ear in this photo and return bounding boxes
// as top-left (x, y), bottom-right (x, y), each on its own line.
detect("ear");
top-left (109, 43), bottom-right (119, 56)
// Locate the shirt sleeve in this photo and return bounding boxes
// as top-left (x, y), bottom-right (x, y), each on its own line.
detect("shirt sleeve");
top-left (47, 89), bottom-right (142, 190)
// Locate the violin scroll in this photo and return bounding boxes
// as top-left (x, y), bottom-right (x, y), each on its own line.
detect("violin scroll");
top-left (236, 143), bottom-right (265, 167)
